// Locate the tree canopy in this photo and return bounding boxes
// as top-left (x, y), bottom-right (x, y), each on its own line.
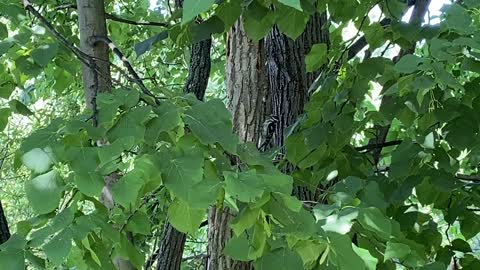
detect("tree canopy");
top-left (1, 0), bottom-right (480, 269)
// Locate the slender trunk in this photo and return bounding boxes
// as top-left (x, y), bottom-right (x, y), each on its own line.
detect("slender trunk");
top-left (76, 1), bottom-right (135, 269)
top-left (184, 39), bottom-right (212, 100)
top-left (207, 19), bottom-right (268, 270)
top-left (0, 200), bottom-right (10, 244)
top-left (155, 1), bottom-right (213, 268)
top-left (76, 0), bottom-right (111, 109)
top-left (155, 224), bottom-right (187, 270)
top-left (265, 12), bottom-right (329, 201)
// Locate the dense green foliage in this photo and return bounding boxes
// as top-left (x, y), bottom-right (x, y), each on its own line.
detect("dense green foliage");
top-left (1, 0), bottom-right (480, 269)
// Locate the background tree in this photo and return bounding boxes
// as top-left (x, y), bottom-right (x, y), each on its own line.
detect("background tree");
top-left (0, 201), bottom-right (10, 244)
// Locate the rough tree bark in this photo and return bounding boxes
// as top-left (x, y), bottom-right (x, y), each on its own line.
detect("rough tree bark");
top-left (207, 19), bottom-right (268, 270)
top-left (154, 0), bottom-right (213, 269)
top-left (184, 39), bottom-right (212, 101)
top-left (0, 200), bottom-right (10, 244)
top-left (265, 12), bottom-right (329, 201)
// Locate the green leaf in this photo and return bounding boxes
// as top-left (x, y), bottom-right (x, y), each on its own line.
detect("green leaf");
top-left (134, 31), bottom-right (168, 57)
top-left (0, 23), bottom-right (7, 39)
top-left (358, 207), bottom-right (391, 240)
top-left (395, 54), bottom-right (423, 73)
top-left (163, 152), bottom-right (204, 203)
top-left (278, 0), bottom-right (302, 11)
top-left (107, 106), bottom-right (152, 142)
top-left (31, 43), bottom-right (58, 67)
top-left (116, 233), bottom-right (145, 269)
top-left (224, 170), bottom-right (264, 202)
top-left (451, 239), bottom-right (471, 252)
top-left (0, 40), bottom-right (14, 56)
top-left (145, 101), bottom-right (182, 144)
top-left (191, 16), bottom-right (225, 43)
top-left (74, 172), bottom-right (104, 198)
top-left (9, 99), bottom-right (33, 116)
top-left (224, 234), bottom-right (250, 261)
top-left (295, 240), bottom-right (327, 268)
top-left (0, 107), bottom-right (10, 131)
top-left (276, 5), bottom-right (308, 40)
top-left (328, 232), bottom-right (366, 270)
top-left (25, 170), bottom-right (63, 214)
top-left (465, 0), bottom-right (480, 7)
top-left (125, 211), bottom-right (151, 235)
top-left (320, 207), bottom-right (358, 234)
top-left (230, 207), bottom-right (261, 236)
top-left (384, 241), bottom-right (411, 261)
top-left (274, 193), bottom-right (302, 212)
top-left (182, 0), bottom-right (215, 23)
top-left (0, 75), bottom-right (15, 99)
top-left (111, 170), bottom-right (145, 208)
top-left (21, 147), bottom-right (54, 174)
top-left (248, 222), bottom-right (267, 259)
top-left (167, 199), bottom-right (204, 234)
top-left (306, 43), bottom-right (328, 72)
top-left (184, 99), bottom-right (238, 153)
top-left (255, 247), bottom-right (304, 270)
top-left (20, 118), bottom-right (64, 152)
top-left (0, 250), bottom-right (25, 270)
top-left (243, 11), bottom-right (275, 42)
top-left (216, 0), bottom-right (242, 30)
top-left (352, 245), bottom-right (378, 270)
top-left (43, 229), bottom-right (72, 265)
top-left (0, 234), bottom-right (27, 250)
top-left (444, 4), bottom-right (472, 34)
top-left (461, 57), bottom-right (480, 73)
top-left (364, 22), bottom-right (386, 50)
top-left (114, 88), bottom-right (140, 109)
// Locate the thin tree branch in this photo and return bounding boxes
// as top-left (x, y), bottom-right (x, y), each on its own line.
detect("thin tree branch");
top-left (105, 13), bottom-right (169, 27)
top-left (355, 140), bottom-right (403, 152)
top-left (89, 36), bottom-right (161, 104)
top-left (182, 254), bottom-right (207, 262)
top-left (55, 3), bottom-right (169, 27)
top-left (456, 174), bottom-right (480, 182)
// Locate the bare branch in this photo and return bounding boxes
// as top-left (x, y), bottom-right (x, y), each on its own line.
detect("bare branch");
top-left (55, 3), bottom-right (169, 27)
top-left (89, 36), bottom-right (160, 104)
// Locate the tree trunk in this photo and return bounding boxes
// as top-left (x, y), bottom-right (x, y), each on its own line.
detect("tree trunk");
top-left (76, 0), bottom-right (111, 110)
top-left (0, 200), bottom-right (10, 244)
top-left (207, 19), bottom-right (268, 270)
top-left (76, 1), bottom-right (134, 269)
top-left (155, 223), bottom-right (187, 270)
top-left (265, 12), bottom-right (329, 201)
top-left (184, 39), bottom-right (212, 100)
top-left (155, 0), bottom-right (213, 268)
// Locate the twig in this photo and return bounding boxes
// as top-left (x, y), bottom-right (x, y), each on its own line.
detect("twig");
top-left (106, 13), bottom-right (169, 27)
top-left (182, 254), bottom-right (207, 262)
top-left (455, 174), bottom-right (480, 182)
top-left (355, 140), bottom-right (403, 152)
top-left (55, 3), bottom-right (169, 27)
top-left (89, 36), bottom-right (161, 104)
